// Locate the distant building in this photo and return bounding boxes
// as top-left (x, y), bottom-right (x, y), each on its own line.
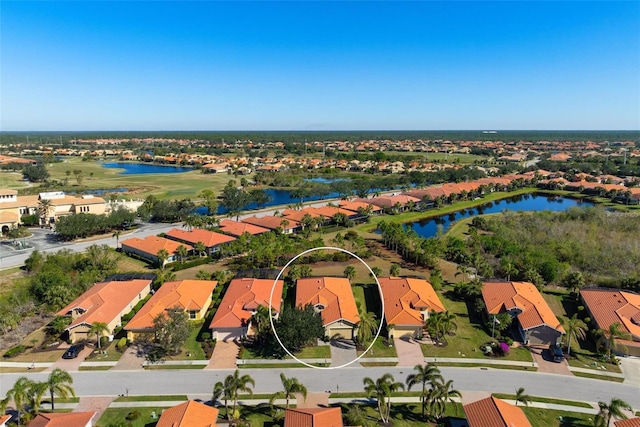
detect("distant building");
top-left (284, 407), bottom-right (343, 427)
top-left (28, 411), bottom-right (96, 427)
top-left (156, 400), bottom-right (219, 427)
top-left (463, 396), bottom-right (532, 427)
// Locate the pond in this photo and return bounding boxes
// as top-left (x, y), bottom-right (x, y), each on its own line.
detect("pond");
top-left (405, 193), bottom-right (594, 239)
top-left (102, 162), bottom-right (193, 174)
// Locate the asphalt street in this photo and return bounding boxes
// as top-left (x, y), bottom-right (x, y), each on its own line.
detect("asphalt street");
top-left (1, 367), bottom-right (639, 409)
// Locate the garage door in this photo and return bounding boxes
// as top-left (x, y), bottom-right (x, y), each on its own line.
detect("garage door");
top-left (527, 327), bottom-right (561, 345)
top-left (328, 327), bottom-right (354, 340)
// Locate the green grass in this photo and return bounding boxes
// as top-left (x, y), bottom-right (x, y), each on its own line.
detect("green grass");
top-left (360, 362), bottom-right (398, 367)
top-left (522, 407), bottom-right (594, 427)
top-left (78, 366), bottom-right (112, 371)
top-left (432, 362), bottom-right (537, 371)
top-left (239, 363), bottom-right (329, 368)
top-left (97, 407), bottom-right (166, 427)
top-left (285, 345), bottom-right (331, 359)
top-left (144, 364), bottom-right (205, 370)
top-left (173, 321), bottom-right (207, 360)
top-left (492, 394), bottom-right (592, 408)
top-left (357, 336), bottom-right (398, 358)
top-left (571, 371), bottom-right (625, 382)
top-left (85, 339), bottom-right (126, 362)
top-left (114, 395), bottom-right (188, 402)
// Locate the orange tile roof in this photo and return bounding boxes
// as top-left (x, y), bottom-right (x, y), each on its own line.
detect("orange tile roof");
top-left (281, 208), bottom-right (323, 222)
top-left (482, 281), bottom-right (564, 333)
top-left (166, 227), bottom-right (235, 247)
top-left (125, 280), bottom-right (217, 331)
top-left (121, 235), bottom-right (193, 256)
top-left (210, 278), bottom-right (284, 329)
top-left (156, 400), bottom-right (219, 427)
top-left (615, 418), bottom-right (640, 427)
top-left (242, 215), bottom-right (300, 231)
top-left (284, 407), bottom-right (343, 427)
top-left (219, 219), bottom-right (270, 237)
top-left (338, 200), bottom-right (383, 213)
top-left (28, 412), bottom-right (95, 427)
top-left (580, 288), bottom-right (640, 342)
top-left (379, 277), bottom-right (445, 326)
top-left (308, 206), bottom-right (355, 218)
top-left (463, 396), bottom-right (531, 427)
top-left (0, 415), bottom-right (11, 425)
top-left (296, 277), bottom-right (360, 326)
top-left (368, 195), bottom-right (420, 208)
top-left (57, 279), bottom-right (152, 330)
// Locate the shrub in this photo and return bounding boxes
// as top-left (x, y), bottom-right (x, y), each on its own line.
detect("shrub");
top-left (200, 332), bottom-right (211, 341)
top-left (99, 336), bottom-right (110, 348)
top-left (125, 410), bottom-right (141, 421)
top-left (3, 345), bottom-right (26, 358)
top-left (20, 214), bottom-right (39, 227)
top-left (116, 337), bottom-right (127, 352)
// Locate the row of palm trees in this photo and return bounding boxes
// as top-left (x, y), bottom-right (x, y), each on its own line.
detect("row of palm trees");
top-left (0, 369), bottom-right (75, 426)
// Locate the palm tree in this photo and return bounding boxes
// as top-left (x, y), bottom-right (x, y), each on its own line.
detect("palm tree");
top-left (45, 368), bottom-right (75, 411)
top-left (356, 307), bottom-right (377, 347)
top-left (515, 387), bottom-right (532, 407)
top-left (598, 322), bottom-right (632, 360)
top-left (251, 305), bottom-right (272, 343)
top-left (430, 379), bottom-right (462, 421)
top-left (27, 381), bottom-right (48, 416)
top-left (564, 313), bottom-right (588, 356)
top-left (502, 261), bottom-right (518, 281)
top-left (344, 265), bottom-right (356, 281)
top-left (156, 248), bottom-right (170, 270)
top-left (363, 373), bottom-right (405, 424)
top-left (194, 241), bottom-right (207, 258)
top-left (183, 214), bottom-right (202, 232)
top-left (390, 263), bottom-right (401, 277)
top-left (112, 230), bottom-right (122, 248)
top-left (227, 369), bottom-right (255, 424)
top-left (37, 199), bottom-right (53, 227)
top-left (176, 245), bottom-right (188, 264)
top-left (88, 322), bottom-right (109, 348)
top-left (594, 397), bottom-right (632, 427)
top-left (369, 266), bottom-right (382, 281)
top-left (406, 363), bottom-right (443, 420)
top-left (1, 376), bottom-right (33, 425)
top-left (213, 375), bottom-right (234, 421)
top-left (269, 373), bottom-right (307, 409)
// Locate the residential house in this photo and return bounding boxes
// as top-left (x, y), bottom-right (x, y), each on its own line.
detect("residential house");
top-left (580, 288), bottom-right (640, 357)
top-left (242, 215), bottom-right (301, 234)
top-left (463, 396), bottom-right (532, 427)
top-left (615, 418), bottom-right (640, 427)
top-left (57, 279), bottom-right (152, 343)
top-left (284, 407), bottom-right (343, 427)
top-left (125, 280), bottom-right (217, 341)
top-left (338, 200), bottom-right (383, 217)
top-left (121, 235), bottom-right (193, 266)
top-left (156, 400), bottom-right (219, 427)
top-left (201, 162), bottom-right (229, 174)
top-left (210, 278), bottom-right (284, 341)
top-left (165, 228), bottom-right (236, 256)
top-left (379, 277), bottom-right (446, 339)
top-left (28, 412), bottom-right (95, 427)
top-left (482, 281), bottom-right (564, 345)
top-left (0, 415), bottom-right (11, 427)
top-left (367, 195), bottom-right (420, 212)
top-left (218, 219), bottom-right (270, 237)
top-left (295, 277), bottom-right (360, 340)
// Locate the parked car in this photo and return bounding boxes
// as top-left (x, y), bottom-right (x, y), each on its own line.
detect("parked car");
top-left (549, 343), bottom-right (564, 363)
top-left (62, 343), bottom-right (85, 359)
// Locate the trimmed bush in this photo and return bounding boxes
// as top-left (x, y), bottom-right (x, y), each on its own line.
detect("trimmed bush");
top-left (125, 410), bottom-right (141, 421)
top-left (116, 337), bottom-right (127, 352)
top-left (3, 345), bottom-right (26, 358)
top-left (99, 336), bottom-right (110, 348)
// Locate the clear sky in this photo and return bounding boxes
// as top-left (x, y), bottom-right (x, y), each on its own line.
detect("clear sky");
top-left (1, 1), bottom-right (639, 131)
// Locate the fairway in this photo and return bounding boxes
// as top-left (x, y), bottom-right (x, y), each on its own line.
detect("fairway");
top-left (45, 158), bottom-right (245, 200)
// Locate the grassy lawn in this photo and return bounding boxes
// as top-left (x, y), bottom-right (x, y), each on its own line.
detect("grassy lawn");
top-left (85, 339), bottom-right (126, 362)
top-left (47, 158), bottom-right (241, 200)
top-left (358, 336), bottom-right (397, 358)
top-left (522, 407), bottom-right (593, 427)
top-left (240, 363), bottom-right (329, 369)
top-left (285, 345), bottom-right (331, 359)
top-left (173, 321), bottom-right (207, 360)
top-left (571, 371), bottom-right (624, 382)
top-left (79, 366), bottom-right (112, 371)
top-left (0, 367), bottom-right (47, 373)
top-left (420, 295), bottom-right (532, 363)
top-left (3, 347), bottom-right (65, 362)
top-left (492, 394), bottom-right (592, 409)
top-left (97, 407), bottom-right (166, 427)
top-left (114, 395), bottom-right (188, 402)
top-left (144, 364), bottom-right (205, 370)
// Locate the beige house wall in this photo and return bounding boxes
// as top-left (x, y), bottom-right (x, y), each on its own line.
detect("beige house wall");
top-left (389, 325), bottom-right (420, 339)
top-left (325, 320), bottom-right (356, 340)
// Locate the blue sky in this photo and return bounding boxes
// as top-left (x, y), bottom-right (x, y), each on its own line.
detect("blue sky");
top-left (2, 1), bottom-right (639, 131)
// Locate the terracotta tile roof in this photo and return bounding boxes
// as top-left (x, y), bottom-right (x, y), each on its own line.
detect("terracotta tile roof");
top-left (219, 219), bottom-right (270, 237)
top-left (210, 278), bottom-right (284, 329)
top-left (296, 277), bottom-right (360, 326)
top-left (464, 396), bottom-right (531, 427)
top-left (121, 235), bottom-right (193, 256)
top-left (242, 215), bottom-right (300, 231)
top-left (368, 195), bottom-right (421, 209)
top-left (482, 281), bottom-right (564, 333)
top-left (125, 280), bottom-right (217, 331)
top-left (281, 208), bottom-right (322, 222)
top-left (57, 279), bottom-right (152, 330)
top-left (156, 400), bottom-right (219, 427)
top-left (580, 288), bottom-right (640, 342)
top-left (28, 411), bottom-right (95, 427)
top-left (166, 228), bottom-right (235, 247)
top-left (307, 206), bottom-right (355, 218)
top-left (615, 418), bottom-right (640, 427)
top-left (0, 415), bottom-right (11, 426)
top-left (338, 200), bottom-right (383, 213)
top-left (379, 277), bottom-right (445, 326)
top-left (284, 407), bottom-right (343, 427)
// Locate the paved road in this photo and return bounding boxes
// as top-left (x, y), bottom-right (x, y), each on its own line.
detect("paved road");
top-left (1, 367), bottom-right (639, 409)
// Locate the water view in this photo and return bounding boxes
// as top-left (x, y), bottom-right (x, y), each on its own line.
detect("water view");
top-left (102, 162), bottom-right (193, 174)
top-left (405, 193), bottom-right (594, 238)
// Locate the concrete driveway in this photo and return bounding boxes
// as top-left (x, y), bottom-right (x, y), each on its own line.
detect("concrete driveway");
top-left (618, 356), bottom-right (640, 386)
top-left (330, 338), bottom-right (359, 367)
top-left (394, 337), bottom-right (425, 367)
top-left (46, 345), bottom-right (93, 372)
top-left (529, 345), bottom-right (571, 375)
top-left (112, 344), bottom-right (147, 370)
top-left (205, 340), bottom-right (239, 369)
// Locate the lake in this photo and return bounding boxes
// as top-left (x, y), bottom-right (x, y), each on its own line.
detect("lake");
top-left (405, 193), bottom-right (594, 238)
top-left (102, 162), bottom-right (192, 174)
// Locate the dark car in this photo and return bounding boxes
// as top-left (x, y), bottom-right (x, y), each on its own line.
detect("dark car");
top-left (549, 344), bottom-right (564, 363)
top-left (62, 343), bottom-right (85, 359)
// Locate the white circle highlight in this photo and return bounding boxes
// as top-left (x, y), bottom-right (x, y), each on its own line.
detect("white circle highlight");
top-left (268, 246), bottom-right (385, 369)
